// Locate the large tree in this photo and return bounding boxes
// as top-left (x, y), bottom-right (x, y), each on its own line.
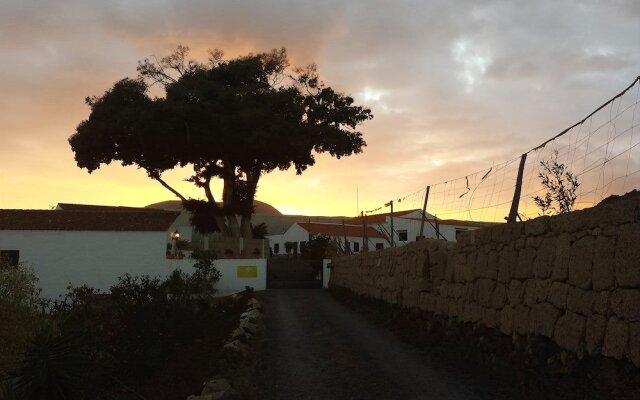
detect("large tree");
top-left (69, 46), bottom-right (372, 239)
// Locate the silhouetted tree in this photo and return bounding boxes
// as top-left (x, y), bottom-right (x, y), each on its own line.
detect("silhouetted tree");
top-left (533, 150), bottom-right (580, 215)
top-left (250, 222), bottom-right (268, 239)
top-left (303, 235), bottom-right (332, 259)
top-left (69, 46), bottom-right (372, 239)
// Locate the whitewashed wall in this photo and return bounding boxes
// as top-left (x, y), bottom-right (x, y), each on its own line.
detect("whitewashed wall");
top-left (266, 223), bottom-right (388, 255)
top-left (380, 216), bottom-right (483, 243)
top-left (0, 230), bottom-right (266, 298)
top-left (167, 258), bottom-right (266, 296)
top-left (323, 259), bottom-right (331, 289)
top-left (0, 230), bottom-right (173, 298)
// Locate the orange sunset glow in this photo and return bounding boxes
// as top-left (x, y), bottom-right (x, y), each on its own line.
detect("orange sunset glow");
top-left (1, 1), bottom-right (639, 219)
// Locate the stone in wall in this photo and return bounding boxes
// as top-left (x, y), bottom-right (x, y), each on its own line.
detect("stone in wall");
top-left (548, 282), bottom-right (569, 310)
top-left (533, 238), bottom-right (556, 279)
top-left (628, 323), bottom-right (640, 366)
top-left (610, 289), bottom-right (640, 322)
top-left (602, 316), bottom-right (629, 360)
top-left (552, 234), bottom-right (572, 282)
top-left (585, 314), bottom-right (607, 356)
top-left (615, 223), bottom-right (640, 287)
top-left (490, 282), bottom-right (507, 309)
top-left (593, 291), bottom-right (610, 316)
top-left (515, 248), bottom-right (536, 280)
top-left (568, 235), bottom-right (594, 289)
top-left (513, 304), bottom-right (531, 335)
top-left (476, 279), bottom-right (496, 308)
top-left (532, 302), bottom-right (561, 338)
top-left (553, 311), bottom-right (586, 354)
top-left (566, 286), bottom-right (594, 316)
top-left (507, 280), bottom-right (524, 306)
top-left (499, 306), bottom-right (514, 336)
top-left (533, 279), bottom-right (552, 303)
top-left (592, 234), bottom-right (616, 291)
top-left (483, 250), bottom-right (499, 280)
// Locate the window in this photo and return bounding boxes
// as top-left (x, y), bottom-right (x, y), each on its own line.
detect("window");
top-left (274, 243), bottom-right (280, 254)
top-left (0, 250), bottom-right (19, 267)
top-left (398, 230), bottom-right (408, 242)
top-left (353, 242), bottom-right (360, 252)
top-left (299, 241), bottom-right (307, 253)
top-left (375, 243), bottom-right (384, 250)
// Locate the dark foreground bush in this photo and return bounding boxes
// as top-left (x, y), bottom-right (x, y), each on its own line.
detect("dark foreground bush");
top-left (2, 260), bottom-right (222, 399)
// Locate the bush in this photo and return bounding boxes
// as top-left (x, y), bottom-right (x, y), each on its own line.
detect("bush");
top-left (0, 260), bottom-right (43, 375)
top-left (3, 258), bottom-right (223, 397)
top-left (303, 235), bottom-right (331, 260)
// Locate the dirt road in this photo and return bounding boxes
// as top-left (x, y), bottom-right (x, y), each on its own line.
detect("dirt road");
top-left (258, 289), bottom-right (511, 400)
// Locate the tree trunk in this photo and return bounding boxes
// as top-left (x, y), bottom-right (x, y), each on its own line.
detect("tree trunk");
top-left (240, 170), bottom-right (260, 241)
top-left (240, 215), bottom-right (252, 240)
top-left (222, 165), bottom-right (241, 238)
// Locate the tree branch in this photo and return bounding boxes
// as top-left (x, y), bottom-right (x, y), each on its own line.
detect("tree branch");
top-left (152, 175), bottom-right (187, 202)
top-left (204, 175), bottom-right (215, 203)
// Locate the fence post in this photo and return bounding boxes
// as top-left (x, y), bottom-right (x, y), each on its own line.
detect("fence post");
top-left (507, 153), bottom-right (528, 223)
top-left (419, 186), bottom-right (430, 238)
top-left (361, 211), bottom-right (368, 252)
top-left (389, 200), bottom-right (395, 247)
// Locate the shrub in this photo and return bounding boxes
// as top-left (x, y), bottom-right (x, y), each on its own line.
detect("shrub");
top-left (533, 150), bottom-right (580, 215)
top-left (303, 235), bottom-right (331, 260)
top-left (9, 330), bottom-right (102, 400)
top-left (0, 260), bottom-right (43, 375)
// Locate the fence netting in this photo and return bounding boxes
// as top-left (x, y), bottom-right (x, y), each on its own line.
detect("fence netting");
top-left (366, 76), bottom-right (640, 222)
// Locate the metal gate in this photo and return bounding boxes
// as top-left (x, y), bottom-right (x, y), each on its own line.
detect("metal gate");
top-left (267, 258), bottom-right (323, 288)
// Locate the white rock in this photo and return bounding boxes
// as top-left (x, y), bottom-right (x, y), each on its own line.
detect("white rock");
top-left (202, 378), bottom-right (231, 394)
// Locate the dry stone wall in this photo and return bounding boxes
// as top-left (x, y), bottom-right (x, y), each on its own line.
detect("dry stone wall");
top-left (330, 197), bottom-right (640, 366)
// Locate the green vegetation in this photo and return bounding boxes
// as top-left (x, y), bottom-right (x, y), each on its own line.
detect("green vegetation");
top-left (303, 235), bottom-right (332, 260)
top-left (533, 150), bottom-right (580, 215)
top-left (0, 256), bottom-right (223, 399)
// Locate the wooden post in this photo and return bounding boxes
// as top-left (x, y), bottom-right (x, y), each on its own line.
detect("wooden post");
top-left (507, 153), bottom-right (528, 223)
top-left (419, 186), bottom-right (431, 238)
top-left (361, 211), bottom-right (368, 252)
top-left (389, 200), bottom-right (395, 247)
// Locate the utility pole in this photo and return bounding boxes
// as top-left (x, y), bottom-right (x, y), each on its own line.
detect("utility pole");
top-left (507, 153), bottom-right (528, 223)
top-left (361, 211), bottom-right (368, 251)
top-left (419, 186), bottom-right (430, 239)
top-left (389, 200), bottom-right (395, 247)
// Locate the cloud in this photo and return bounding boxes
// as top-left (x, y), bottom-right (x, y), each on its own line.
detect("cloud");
top-left (1, 0), bottom-right (638, 216)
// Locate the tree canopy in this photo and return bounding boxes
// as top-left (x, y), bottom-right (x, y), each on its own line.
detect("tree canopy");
top-left (69, 46), bottom-right (372, 238)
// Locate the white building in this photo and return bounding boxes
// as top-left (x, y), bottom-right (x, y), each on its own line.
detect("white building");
top-left (0, 208), bottom-right (267, 298)
top-left (345, 209), bottom-right (498, 244)
top-left (266, 221), bottom-right (388, 256)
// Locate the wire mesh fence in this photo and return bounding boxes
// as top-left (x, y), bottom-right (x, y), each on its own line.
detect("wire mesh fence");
top-left (365, 76), bottom-right (640, 222)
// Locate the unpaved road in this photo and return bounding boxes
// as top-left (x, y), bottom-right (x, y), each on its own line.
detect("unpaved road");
top-left (258, 289), bottom-right (512, 400)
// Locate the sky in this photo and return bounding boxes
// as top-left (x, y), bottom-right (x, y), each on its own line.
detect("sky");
top-left (0, 0), bottom-right (639, 217)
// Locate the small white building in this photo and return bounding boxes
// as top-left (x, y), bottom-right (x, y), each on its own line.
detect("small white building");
top-left (346, 209), bottom-right (498, 244)
top-left (266, 221), bottom-right (388, 256)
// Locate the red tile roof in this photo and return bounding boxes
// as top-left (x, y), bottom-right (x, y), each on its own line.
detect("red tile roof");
top-left (0, 210), bottom-right (179, 231)
top-left (402, 217), bottom-right (499, 228)
top-left (346, 209), bottom-right (421, 225)
top-left (297, 222), bottom-right (385, 239)
top-left (57, 203), bottom-right (163, 212)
